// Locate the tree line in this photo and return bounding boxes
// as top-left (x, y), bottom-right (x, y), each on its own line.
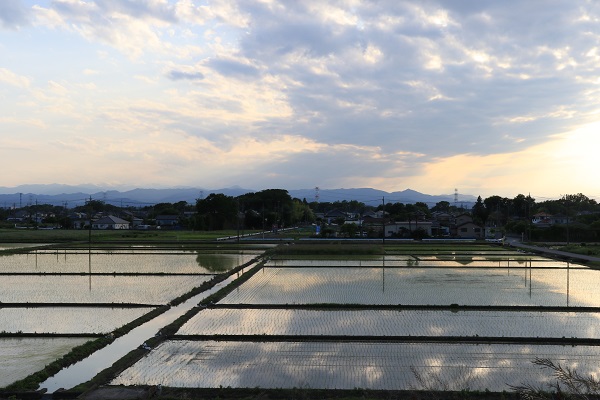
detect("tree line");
top-left (2, 190), bottom-right (599, 241)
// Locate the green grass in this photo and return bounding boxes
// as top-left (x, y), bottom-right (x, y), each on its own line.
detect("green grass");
top-left (555, 244), bottom-right (600, 257)
top-left (274, 243), bottom-right (384, 255)
top-left (0, 228), bottom-right (261, 243)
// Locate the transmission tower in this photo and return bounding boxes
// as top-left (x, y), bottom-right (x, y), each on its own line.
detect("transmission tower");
top-left (454, 188), bottom-right (458, 204)
top-left (315, 186), bottom-right (320, 203)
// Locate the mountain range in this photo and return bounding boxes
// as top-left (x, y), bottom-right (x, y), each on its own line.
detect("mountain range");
top-left (0, 184), bottom-right (477, 208)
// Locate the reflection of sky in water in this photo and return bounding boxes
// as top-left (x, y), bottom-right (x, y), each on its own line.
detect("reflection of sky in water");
top-left (0, 251), bottom-right (258, 274)
top-left (0, 337), bottom-right (89, 388)
top-left (267, 258), bottom-right (569, 268)
top-left (178, 308), bottom-right (600, 339)
top-left (220, 267), bottom-right (599, 307)
top-left (112, 340), bottom-right (600, 391)
top-left (0, 275), bottom-right (211, 304)
top-left (0, 307), bottom-right (155, 334)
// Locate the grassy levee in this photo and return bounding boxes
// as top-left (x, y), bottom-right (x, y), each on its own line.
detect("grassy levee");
top-left (0, 228), bottom-right (261, 244)
top-left (273, 242), bottom-right (384, 256)
top-left (132, 386), bottom-right (516, 400)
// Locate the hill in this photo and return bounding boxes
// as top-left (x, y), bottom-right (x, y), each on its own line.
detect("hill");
top-left (0, 185), bottom-right (476, 208)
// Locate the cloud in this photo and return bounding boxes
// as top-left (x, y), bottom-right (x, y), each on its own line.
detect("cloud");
top-left (215, 0), bottom-right (600, 160)
top-left (206, 57), bottom-right (260, 78)
top-left (94, 0), bottom-right (178, 23)
top-left (31, 0), bottom-right (178, 58)
top-left (166, 69), bottom-right (204, 81)
top-left (3, 0), bottom-right (600, 198)
top-left (0, 68), bottom-right (30, 88)
top-left (0, 0), bottom-right (29, 29)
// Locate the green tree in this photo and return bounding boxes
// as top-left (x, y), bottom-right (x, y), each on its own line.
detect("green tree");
top-left (339, 223), bottom-right (358, 238)
top-left (195, 193), bottom-right (237, 230)
top-left (472, 196), bottom-right (489, 230)
top-left (512, 194), bottom-right (535, 219)
top-left (237, 189), bottom-right (294, 228)
top-left (431, 201), bottom-right (450, 212)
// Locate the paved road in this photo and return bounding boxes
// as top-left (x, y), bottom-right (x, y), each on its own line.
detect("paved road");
top-left (505, 237), bottom-right (600, 264)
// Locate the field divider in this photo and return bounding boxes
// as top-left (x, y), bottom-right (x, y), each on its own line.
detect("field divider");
top-left (262, 265), bottom-right (587, 270)
top-left (0, 303), bottom-right (161, 308)
top-left (209, 303), bottom-right (600, 313)
top-left (0, 332), bottom-right (103, 338)
top-left (0, 272), bottom-right (216, 276)
top-left (170, 334), bottom-right (600, 346)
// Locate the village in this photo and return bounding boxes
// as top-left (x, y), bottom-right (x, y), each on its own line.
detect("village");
top-left (1, 191), bottom-right (598, 242)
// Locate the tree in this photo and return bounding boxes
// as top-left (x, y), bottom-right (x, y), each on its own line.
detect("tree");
top-left (432, 201), bottom-right (450, 213)
top-left (484, 195), bottom-right (510, 226)
top-left (237, 189), bottom-right (294, 227)
top-left (339, 223), bottom-right (358, 238)
top-left (471, 196), bottom-right (488, 224)
top-left (512, 194), bottom-right (535, 219)
top-left (195, 193), bottom-right (237, 230)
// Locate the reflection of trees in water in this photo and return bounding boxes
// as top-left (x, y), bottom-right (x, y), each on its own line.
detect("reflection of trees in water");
top-left (195, 253), bottom-right (238, 272)
top-left (406, 258), bottom-right (420, 267)
top-left (434, 255), bottom-right (473, 265)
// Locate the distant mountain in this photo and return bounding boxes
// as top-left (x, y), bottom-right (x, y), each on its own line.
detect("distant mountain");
top-left (0, 184), bottom-right (110, 196)
top-left (0, 185), bottom-right (477, 208)
top-left (290, 188), bottom-right (476, 206)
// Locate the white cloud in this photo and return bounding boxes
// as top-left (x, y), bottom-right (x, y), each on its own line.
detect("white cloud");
top-left (0, 68), bottom-right (30, 88)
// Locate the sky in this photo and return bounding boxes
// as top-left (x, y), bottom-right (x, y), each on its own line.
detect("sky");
top-left (0, 0), bottom-right (599, 201)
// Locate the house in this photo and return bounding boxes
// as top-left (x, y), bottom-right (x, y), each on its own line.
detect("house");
top-left (384, 221), bottom-right (434, 237)
top-left (324, 209), bottom-right (348, 223)
top-left (6, 210), bottom-right (28, 222)
top-left (455, 222), bottom-right (484, 238)
top-left (130, 217), bottom-right (144, 228)
top-left (532, 212), bottom-right (552, 224)
top-left (155, 215), bottom-right (179, 227)
top-left (452, 214), bottom-right (484, 238)
top-left (532, 212), bottom-right (570, 227)
top-left (92, 215), bottom-right (130, 230)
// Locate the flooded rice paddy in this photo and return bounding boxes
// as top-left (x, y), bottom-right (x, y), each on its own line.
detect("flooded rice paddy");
top-left (220, 265), bottom-right (588, 307)
top-left (0, 307), bottom-right (155, 334)
top-left (178, 308), bottom-right (600, 338)
top-left (110, 245), bottom-right (600, 392)
top-left (0, 337), bottom-right (89, 388)
top-left (111, 340), bottom-right (600, 392)
top-left (0, 249), bottom-right (259, 274)
top-left (3, 243), bottom-right (600, 393)
top-left (0, 246), bottom-right (260, 389)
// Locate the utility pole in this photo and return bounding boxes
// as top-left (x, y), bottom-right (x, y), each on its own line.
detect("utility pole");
top-left (382, 197), bottom-right (385, 244)
top-left (88, 196), bottom-right (92, 247)
top-left (236, 198), bottom-right (240, 243)
top-left (564, 199), bottom-right (571, 246)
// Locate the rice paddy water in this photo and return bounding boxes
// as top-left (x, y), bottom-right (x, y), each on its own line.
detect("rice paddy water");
top-left (3, 243), bottom-right (600, 393)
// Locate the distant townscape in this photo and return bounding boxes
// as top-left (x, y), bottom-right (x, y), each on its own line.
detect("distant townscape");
top-left (1, 186), bottom-right (598, 241)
